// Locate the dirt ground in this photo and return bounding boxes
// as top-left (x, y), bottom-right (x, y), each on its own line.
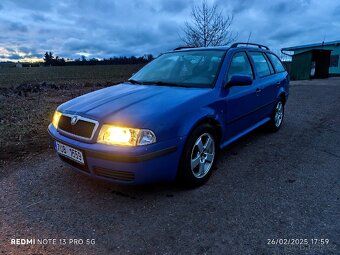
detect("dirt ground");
top-left (0, 65), bottom-right (143, 88)
top-left (0, 64), bottom-right (143, 165)
top-left (0, 79), bottom-right (339, 254)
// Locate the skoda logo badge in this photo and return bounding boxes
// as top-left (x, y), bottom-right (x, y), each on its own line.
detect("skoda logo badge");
top-left (70, 116), bottom-right (78, 125)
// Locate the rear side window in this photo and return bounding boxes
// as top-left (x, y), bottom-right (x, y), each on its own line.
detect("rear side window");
top-left (267, 53), bottom-right (286, 73)
top-left (249, 52), bottom-right (272, 77)
top-left (227, 52), bottom-right (253, 82)
top-left (265, 54), bottom-right (275, 74)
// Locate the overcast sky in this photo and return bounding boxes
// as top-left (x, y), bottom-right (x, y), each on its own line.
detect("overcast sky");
top-left (0, 0), bottom-right (339, 61)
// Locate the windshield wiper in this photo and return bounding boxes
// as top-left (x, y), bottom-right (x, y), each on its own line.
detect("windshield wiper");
top-left (128, 79), bottom-right (190, 87)
top-left (127, 79), bottom-right (143, 84)
top-left (146, 81), bottom-right (190, 88)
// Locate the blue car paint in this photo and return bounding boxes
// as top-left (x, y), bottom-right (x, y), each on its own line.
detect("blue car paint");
top-left (49, 125), bottom-right (185, 184)
top-left (48, 46), bottom-right (289, 185)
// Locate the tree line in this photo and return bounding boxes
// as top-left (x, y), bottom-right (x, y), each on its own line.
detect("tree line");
top-left (43, 52), bottom-right (154, 66)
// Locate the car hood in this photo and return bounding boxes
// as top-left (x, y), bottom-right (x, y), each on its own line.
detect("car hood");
top-left (58, 82), bottom-right (211, 128)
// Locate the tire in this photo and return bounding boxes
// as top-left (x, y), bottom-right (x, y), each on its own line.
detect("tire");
top-left (177, 124), bottom-right (217, 188)
top-left (267, 100), bottom-right (284, 132)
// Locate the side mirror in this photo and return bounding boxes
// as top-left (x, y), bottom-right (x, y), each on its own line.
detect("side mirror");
top-left (225, 75), bottom-right (253, 87)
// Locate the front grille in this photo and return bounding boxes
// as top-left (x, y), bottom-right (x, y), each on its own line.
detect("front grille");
top-left (59, 154), bottom-right (90, 173)
top-left (58, 115), bottom-right (95, 139)
top-left (93, 167), bottom-right (135, 181)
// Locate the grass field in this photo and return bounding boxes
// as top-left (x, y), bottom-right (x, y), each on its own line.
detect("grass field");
top-left (0, 64), bottom-right (144, 164)
top-left (0, 64), bottom-right (144, 88)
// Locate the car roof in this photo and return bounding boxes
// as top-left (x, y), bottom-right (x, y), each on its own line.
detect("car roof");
top-left (173, 46), bottom-right (230, 52)
top-left (169, 43), bottom-right (271, 54)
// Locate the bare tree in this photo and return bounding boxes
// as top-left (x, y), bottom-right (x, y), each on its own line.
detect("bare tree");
top-left (181, 0), bottom-right (236, 47)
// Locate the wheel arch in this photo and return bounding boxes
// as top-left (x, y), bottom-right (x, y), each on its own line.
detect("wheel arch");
top-left (176, 116), bottom-right (222, 185)
top-left (277, 87), bottom-right (287, 105)
top-left (279, 92), bottom-right (286, 104)
top-left (184, 116), bottom-right (223, 147)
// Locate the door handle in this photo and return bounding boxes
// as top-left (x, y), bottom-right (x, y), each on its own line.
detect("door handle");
top-left (256, 88), bottom-right (262, 95)
top-left (276, 81), bottom-right (281, 85)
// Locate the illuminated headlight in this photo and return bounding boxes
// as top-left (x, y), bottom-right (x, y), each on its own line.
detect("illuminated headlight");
top-left (97, 125), bottom-right (156, 146)
top-left (52, 111), bottom-right (62, 129)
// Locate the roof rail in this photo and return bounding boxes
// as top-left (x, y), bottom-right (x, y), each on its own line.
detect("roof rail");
top-left (231, 42), bottom-right (269, 50)
top-left (174, 46), bottom-right (196, 50)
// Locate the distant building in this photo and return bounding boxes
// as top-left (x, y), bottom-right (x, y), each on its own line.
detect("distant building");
top-left (282, 40), bottom-right (340, 80)
top-left (16, 63), bottom-right (23, 68)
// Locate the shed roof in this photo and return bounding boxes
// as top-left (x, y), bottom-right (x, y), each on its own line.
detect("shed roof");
top-left (282, 40), bottom-right (340, 51)
top-left (293, 49), bottom-right (332, 56)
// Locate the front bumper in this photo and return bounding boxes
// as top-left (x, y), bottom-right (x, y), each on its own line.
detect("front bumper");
top-left (48, 124), bottom-right (185, 185)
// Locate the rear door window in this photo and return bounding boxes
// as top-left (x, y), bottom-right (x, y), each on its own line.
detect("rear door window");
top-left (264, 54), bottom-right (275, 74)
top-left (267, 53), bottom-right (286, 73)
top-left (249, 52), bottom-right (272, 78)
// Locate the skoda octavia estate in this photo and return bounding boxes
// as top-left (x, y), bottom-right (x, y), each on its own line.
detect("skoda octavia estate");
top-left (48, 42), bottom-right (289, 187)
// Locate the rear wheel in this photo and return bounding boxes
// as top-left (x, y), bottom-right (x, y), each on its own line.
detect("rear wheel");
top-left (178, 124), bottom-right (217, 187)
top-left (267, 100), bottom-right (284, 132)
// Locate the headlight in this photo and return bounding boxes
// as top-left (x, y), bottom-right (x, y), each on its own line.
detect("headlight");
top-left (97, 125), bottom-right (156, 146)
top-left (52, 111), bottom-right (62, 129)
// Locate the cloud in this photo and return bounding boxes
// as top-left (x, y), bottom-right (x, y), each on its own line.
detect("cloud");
top-left (269, 0), bottom-right (311, 14)
top-left (8, 22), bottom-right (28, 32)
top-left (0, 0), bottom-right (339, 61)
top-left (332, 4), bottom-right (340, 17)
top-left (0, 53), bottom-right (22, 60)
top-left (269, 28), bottom-right (306, 43)
top-left (30, 13), bottom-right (47, 22)
top-left (222, 0), bottom-right (254, 14)
top-left (5, 0), bottom-right (52, 11)
top-left (159, 0), bottom-right (191, 13)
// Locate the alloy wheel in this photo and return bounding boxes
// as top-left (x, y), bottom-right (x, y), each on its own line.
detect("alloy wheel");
top-left (190, 133), bottom-right (215, 179)
top-left (275, 101), bottom-right (283, 127)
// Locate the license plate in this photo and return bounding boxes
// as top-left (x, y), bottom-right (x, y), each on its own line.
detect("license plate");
top-left (55, 141), bottom-right (84, 165)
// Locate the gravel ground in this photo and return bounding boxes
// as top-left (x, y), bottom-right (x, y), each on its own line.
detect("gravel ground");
top-left (0, 79), bottom-right (339, 255)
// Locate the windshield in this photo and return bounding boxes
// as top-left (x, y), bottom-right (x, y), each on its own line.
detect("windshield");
top-left (130, 50), bottom-right (225, 88)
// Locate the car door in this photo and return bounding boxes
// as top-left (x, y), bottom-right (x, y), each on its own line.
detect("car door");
top-left (248, 51), bottom-right (278, 119)
top-left (222, 51), bottom-right (259, 140)
top-left (266, 52), bottom-right (289, 98)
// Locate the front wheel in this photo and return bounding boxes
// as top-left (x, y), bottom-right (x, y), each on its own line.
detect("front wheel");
top-left (267, 100), bottom-right (284, 132)
top-left (178, 124), bottom-right (217, 187)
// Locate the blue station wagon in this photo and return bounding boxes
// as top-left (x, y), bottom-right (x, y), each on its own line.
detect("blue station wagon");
top-left (48, 42), bottom-right (289, 187)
